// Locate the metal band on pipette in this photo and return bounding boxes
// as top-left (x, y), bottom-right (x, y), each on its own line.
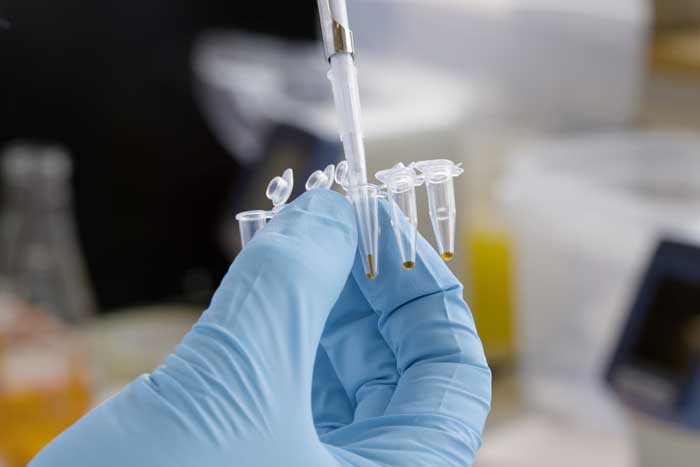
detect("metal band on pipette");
top-left (331, 21), bottom-right (354, 58)
top-left (318, 0), bottom-right (355, 61)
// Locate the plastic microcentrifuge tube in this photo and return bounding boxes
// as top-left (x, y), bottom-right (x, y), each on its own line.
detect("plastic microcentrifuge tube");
top-left (375, 163), bottom-right (422, 270)
top-left (235, 168), bottom-right (294, 248)
top-left (354, 185), bottom-right (380, 278)
top-left (336, 161), bottom-right (380, 278)
top-left (235, 210), bottom-right (268, 247)
top-left (305, 164), bottom-right (335, 190)
top-left (414, 159), bottom-right (463, 262)
top-left (266, 168), bottom-right (294, 213)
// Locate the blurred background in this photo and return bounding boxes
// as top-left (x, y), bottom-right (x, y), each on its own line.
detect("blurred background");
top-left (1, 0), bottom-right (700, 466)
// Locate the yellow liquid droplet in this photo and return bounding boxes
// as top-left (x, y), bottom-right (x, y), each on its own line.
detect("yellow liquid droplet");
top-left (402, 261), bottom-right (415, 270)
top-left (441, 252), bottom-right (454, 261)
top-left (366, 254), bottom-right (377, 279)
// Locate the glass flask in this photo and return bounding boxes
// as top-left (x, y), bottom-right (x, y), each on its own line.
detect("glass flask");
top-left (0, 143), bottom-right (96, 322)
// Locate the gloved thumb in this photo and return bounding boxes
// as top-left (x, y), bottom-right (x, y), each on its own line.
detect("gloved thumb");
top-left (28, 189), bottom-right (358, 467)
top-left (171, 189), bottom-right (358, 434)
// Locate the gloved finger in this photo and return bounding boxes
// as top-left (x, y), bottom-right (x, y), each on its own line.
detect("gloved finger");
top-left (168, 189), bottom-right (358, 435)
top-left (341, 198), bottom-right (491, 465)
top-left (320, 272), bottom-right (398, 422)
top-left (312, 345), bottom-right (354, 435)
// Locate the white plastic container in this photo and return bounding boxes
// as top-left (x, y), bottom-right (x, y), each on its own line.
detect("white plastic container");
top-left (499, 131), bottom-right (700, 431)
top-left (349, 0), bottom-right (651, 129)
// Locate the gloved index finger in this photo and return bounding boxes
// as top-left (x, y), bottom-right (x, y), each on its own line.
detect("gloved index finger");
top-left (320, 273), bottom-right (399, 422)
top-left (352, 198), bottom-right (482, 371)
top-left (350, 198), bottom-right (491, 460)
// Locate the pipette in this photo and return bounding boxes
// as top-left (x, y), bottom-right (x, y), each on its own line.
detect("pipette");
top-left (236, 3), bottom-right (464, 271)
top-left (317, 0), bottom-right (379, 279)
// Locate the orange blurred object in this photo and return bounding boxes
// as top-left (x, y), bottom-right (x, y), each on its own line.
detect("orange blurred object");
top-left (0, 297), bottom-right (91, 467)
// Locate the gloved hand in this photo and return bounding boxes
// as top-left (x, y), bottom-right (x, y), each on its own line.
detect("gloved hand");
top-left (30, 189), bottom-right (491, 467)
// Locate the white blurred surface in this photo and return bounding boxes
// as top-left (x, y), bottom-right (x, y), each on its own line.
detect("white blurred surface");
top-left (193, 31), bottom-right (477, 165)
top-left (499, 131), bottom-right (700, 431)
top-left (80, 305), bottom-right (200, 403)
top-left (349, 0), bottom-right (651, 129)
top-left (477, 414), bottom-right (635, 467)
top-left (631, 413), bottom-right (700, 467)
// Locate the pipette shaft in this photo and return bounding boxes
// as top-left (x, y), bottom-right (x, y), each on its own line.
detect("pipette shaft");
top-left (317, 0), bottom-right (368, 187)
top-left (328, 54), bottom-right (367, 185)
top-left (318, 0), bottom-right (378, 278)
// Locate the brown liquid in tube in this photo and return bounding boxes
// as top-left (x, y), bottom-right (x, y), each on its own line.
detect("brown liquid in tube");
top-left (366, 254), bottom-right (376, 279)
top-left (441, 252), bottom-right (454, 261)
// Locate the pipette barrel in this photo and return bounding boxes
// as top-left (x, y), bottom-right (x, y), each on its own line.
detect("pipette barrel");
top-left (327, 54), bottom-right (367, 185)
top-left (319, 0), bottom-right (378, 278)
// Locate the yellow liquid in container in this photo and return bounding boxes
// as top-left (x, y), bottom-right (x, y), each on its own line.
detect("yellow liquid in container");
top-left (0, 365), bottom-right (89, 466)
top-left (465, 228), bottom-right (516, 364)
top-left (0, 304), bottom-right (91, 467)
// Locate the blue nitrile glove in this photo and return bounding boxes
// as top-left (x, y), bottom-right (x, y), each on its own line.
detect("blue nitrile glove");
top-left (30, 189), bottom-right (491, 467)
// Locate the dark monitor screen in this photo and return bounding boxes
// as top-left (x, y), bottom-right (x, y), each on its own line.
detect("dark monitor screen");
top-left (0, 1), bottom-right (318, 310)
top-left (630, 276), bottom-right (700, 386)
